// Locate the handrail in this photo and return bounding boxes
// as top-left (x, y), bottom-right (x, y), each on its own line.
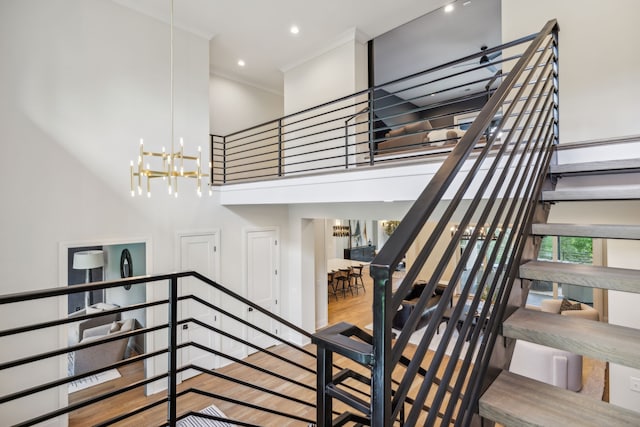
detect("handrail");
top-left (0, 271), bottom-right (326, 426)
top-left (311, 18), bottom-right (559, 427)
top-left (371, 19), bottom-right (559, 274)
top-left (377, 18), bottom-right (558, 426)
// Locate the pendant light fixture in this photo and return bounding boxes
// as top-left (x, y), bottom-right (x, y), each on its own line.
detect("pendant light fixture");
top-left (130, 0), bottom-right (210, 198)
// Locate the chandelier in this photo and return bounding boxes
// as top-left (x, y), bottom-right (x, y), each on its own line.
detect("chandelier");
top-left (129, 0), bottom-right (209, 198)
top-left (450, 224), bottom-right (501, 241)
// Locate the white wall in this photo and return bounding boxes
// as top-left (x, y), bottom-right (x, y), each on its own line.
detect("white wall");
top-left (283, 34), bottom-right (367, 114)
top-left (281, 33), bottom-right (369, 175)
top-left (0, 1), bottom-right (290, 424)
top-left (209, 74), bottom-right (284, 135)
top-left (503, 0), bottom-right (640, 412)
top-left (502, 0), bottom-right (640, 143)
top-left (548, 201), bottom-right (640, 412)
top-left (281, 34), bottom-right (371, 332)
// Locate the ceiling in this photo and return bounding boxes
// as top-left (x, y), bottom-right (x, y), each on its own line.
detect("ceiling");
top-left (111, 0), bottom-right (455, 93)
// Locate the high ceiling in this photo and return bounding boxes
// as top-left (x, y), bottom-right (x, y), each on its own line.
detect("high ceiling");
top-left (111, 0), bottom-right (453, 93)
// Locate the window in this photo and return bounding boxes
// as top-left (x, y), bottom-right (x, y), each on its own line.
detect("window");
top-left (457, 226), bottom-right (509, 297)
top-left (527, 236), bottom-right (593, 306)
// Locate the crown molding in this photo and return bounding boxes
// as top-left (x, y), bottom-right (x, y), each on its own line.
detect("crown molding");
top-left (280, 27), bottom-right (371, 73)
top-left (209, 70), bottom-right (284, 97)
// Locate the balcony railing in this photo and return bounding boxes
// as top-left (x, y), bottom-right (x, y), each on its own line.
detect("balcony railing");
top-left (210, 35), bottom-right (541, 185)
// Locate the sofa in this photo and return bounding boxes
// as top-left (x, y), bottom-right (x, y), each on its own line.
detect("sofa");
top-left (377, 119), bottom-right (469, 155)
top-left (510, 340), bottom-right (583, 391)
top-left (541, 298), bottom-right (599, 321)
top-left (69, 302), bottom-right (121, 344)
top-left (392, 282), bottom-right (446, 330)
top-left (73, 318), bottom-right (135, 375)
top-left (509, 298), bottom-right (598, 392)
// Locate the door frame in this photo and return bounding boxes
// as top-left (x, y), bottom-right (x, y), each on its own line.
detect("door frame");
top-left (242, 226), bottom-right (281, 356)
top-left (57, 236), bottom-right (152, 421)
top-left (175, 229), bottom-right (221, 380)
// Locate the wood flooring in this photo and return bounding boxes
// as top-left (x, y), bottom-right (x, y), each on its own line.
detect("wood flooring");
top-left (67, 266), bottom-right (605, 426)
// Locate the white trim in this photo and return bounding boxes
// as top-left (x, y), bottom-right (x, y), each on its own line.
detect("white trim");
top-left (242, 226), bottom-right (281, 355)
top-left (57, 236), bottom-right (152, 408)
top-left (280, 27), bottom-right (370, 73)
top-left (175, 229), bottom-right (222, 381)
top-left (174, 228), bottom-right (222, 281)
top-left (209, 70), bottom-right (284, 97)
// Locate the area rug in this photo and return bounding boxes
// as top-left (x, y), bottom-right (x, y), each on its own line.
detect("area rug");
top-left (68, 368), bottom-right (121, 393)
top-left (177, 403), bottom-right (234, 427)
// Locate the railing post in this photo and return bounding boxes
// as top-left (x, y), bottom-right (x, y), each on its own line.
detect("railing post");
top-left (278, 119), bottom-right (283, 177)
top-left (316, 342), bottom-right (333, 426)
top-left (345, 122), bottom-right (349, 170)
top-left (552, 27), bottom-right (560, 146)
top-left (209, 134), bottom-right (214, 186)
top-left (344, 118), bottom-right (350, 169)
top-left (370, 264), bottom-right (392, 427)
top-left (368, 88), bottom-right (375, 166)
top-left (223, 136), bottom-right (227, 184)
top-left (167, 276), bottom-right (178, 426)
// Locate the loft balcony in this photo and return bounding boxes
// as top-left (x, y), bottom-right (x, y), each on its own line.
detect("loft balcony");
top-left (209, 37), bottom-right (534, 205)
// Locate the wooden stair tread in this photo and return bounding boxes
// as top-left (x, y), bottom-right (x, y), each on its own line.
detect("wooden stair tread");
top-left (503, 308), bottom-right (640, 369)
top-left (520, 260), bottom-right (640, 293)
top-left (480, 371), bottom-right (640, 427)
top-left (531, 223), bottom-right (640, 240)
top-left (550, 158), bottom-right (640, 175)
top-left (542, 187), bottom-right (640, 201)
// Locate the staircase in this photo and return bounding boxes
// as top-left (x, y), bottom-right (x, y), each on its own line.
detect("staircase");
top-left (479, 157), bottom-right (640, 426)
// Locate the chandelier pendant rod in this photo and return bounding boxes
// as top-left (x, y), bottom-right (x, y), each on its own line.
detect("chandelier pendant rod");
top-left (169, 0), bottom-right (175, 195)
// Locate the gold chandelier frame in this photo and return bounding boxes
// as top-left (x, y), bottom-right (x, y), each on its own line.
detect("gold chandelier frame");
top-left (129, 0), bottom-right (209, 198)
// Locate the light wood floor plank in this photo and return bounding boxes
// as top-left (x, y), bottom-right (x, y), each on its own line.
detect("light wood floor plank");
top-left (66, 267), bottom-right (604, 426)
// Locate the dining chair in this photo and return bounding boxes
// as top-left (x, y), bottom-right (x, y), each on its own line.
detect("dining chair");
top-left (350, 264), bottom-right (365, 294)
top-left (328, 270), bottom-right (339, 301)
top-left (335, 268), bottom-right (354, 297)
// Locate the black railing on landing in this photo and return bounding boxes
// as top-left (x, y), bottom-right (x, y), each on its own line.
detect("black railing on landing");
top-left (313, 19), bottom-right (559, 426)
top-left (210, 35), bottom-right (541, 185)
top-left (0, 272), bottom-right (330, 426)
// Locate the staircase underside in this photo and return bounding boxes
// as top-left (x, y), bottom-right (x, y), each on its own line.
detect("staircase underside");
top-left (480, 156), bottom-right (640, 426)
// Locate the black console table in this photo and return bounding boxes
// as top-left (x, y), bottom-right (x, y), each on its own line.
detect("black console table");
top-left (344, 245), bottom-right (376, 262)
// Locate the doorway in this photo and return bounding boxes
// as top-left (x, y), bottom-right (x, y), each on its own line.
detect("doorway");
top-left (245, 228), bottom-right (280, 352)
top-left (178, 231), bottom-right (221, 380)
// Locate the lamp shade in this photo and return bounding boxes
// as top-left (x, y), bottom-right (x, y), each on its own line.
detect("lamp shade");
top-left (73, 250), bottom-right (105, 270)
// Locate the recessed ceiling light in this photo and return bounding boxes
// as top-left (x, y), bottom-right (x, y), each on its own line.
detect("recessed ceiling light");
top-left (290, 25), bottom-right (300, 35)
top-left (237, 59), bottom-right (245, 67)
top-left (463, 1), bottom-right (472, 6)
top-left (444, 4), bottom-right (454, 13)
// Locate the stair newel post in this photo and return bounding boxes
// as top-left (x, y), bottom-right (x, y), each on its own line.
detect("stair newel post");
top-left (315, 340), bottom-right (333, 426)
top-left (167, 276), bottom-right (179, 426)
top-left (370, 264), bottom-right (393, 427)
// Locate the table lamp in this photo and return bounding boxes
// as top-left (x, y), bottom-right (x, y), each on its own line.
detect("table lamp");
top-left (73, 250), bottom-right (105, 308)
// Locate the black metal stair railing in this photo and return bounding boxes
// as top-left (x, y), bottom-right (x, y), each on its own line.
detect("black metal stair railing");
top-left (0, 272), bottom-right (338, 427)
top-left (210, 34), bottom-right (542, 185)
top-left (313, 19), bottom-right (559, 426)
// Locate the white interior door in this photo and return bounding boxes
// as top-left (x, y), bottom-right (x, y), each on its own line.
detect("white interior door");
top-left (179, 232), bottom-right (220, 381)
top-left (246, 229), bottom-right (280, 353)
